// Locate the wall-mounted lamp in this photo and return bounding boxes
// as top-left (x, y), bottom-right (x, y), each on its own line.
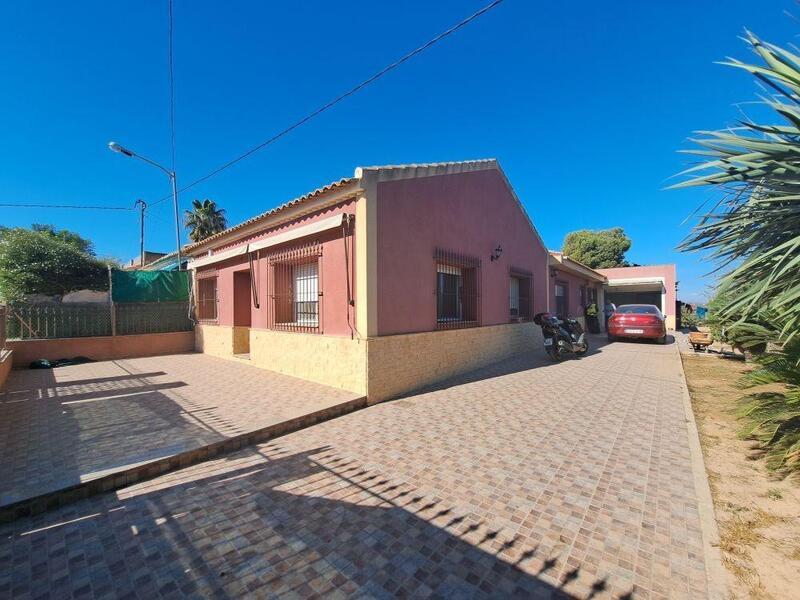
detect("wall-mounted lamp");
top-left (490, 243), bottom-right (503, 262)
top-left (550, 268), bottom-right (559, 278)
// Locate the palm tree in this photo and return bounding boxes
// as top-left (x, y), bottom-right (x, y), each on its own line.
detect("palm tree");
top-left (184, 199), bottom-right (227, 243)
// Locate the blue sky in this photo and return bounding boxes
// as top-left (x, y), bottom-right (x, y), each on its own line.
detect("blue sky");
top-left (1, 1), bottom-right (796, 304)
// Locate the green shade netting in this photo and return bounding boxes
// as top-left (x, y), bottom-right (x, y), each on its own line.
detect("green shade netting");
top-left (111, 270), bottom-right (190, 302)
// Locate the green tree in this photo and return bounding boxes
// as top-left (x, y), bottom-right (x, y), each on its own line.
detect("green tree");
top-left (184, 199), bottom-right (227, 243)
top-left (0, 225), bottom-right (107, 301)
top-left (561, 227), bottom-right (631, 269)
top-left (30, 223), bottom-right (95, 254)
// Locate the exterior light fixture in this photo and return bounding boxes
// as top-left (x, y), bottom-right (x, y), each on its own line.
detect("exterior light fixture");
top-left (108, 141), bottom-right (134, 157)
top-left (108, 140), bottom-right (182, 270)
top-left (490, 243), bottom-right (503, 262)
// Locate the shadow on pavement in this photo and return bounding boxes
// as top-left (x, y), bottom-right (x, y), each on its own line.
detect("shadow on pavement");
top-left (0, 444), bottom-right (626, 599)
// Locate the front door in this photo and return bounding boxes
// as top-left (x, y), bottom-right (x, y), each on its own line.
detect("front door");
top-left (233, 270), bottom-right (252, 354)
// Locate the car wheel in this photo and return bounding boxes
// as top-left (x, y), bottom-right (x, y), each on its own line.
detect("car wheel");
top-left (607, 334), bottom-right (615, 343)
top-left (657, 335), bottom-right (667, 345)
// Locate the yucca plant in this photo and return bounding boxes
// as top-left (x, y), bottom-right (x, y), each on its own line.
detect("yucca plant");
top-left (737, 338), bottom-right (800, 474)
top-left (674, 31), bottom-right (800, 346)
top-left (676, 31), bottom-right (800, 475)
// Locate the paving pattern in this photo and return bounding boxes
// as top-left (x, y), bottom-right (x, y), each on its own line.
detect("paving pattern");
top-left (0, 354), bottom-right (362, 507)
top-left (0, 337), bottom-right (712, 599)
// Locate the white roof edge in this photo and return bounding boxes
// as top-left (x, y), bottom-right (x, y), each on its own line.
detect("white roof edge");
top-left (189, 213), bottom-right (346, 269)
top-left (606, 276), bottom-right (666, 285)
top-left (354, 159), bottom-right (497, 181)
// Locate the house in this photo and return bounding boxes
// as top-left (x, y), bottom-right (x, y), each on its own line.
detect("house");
top-left (547, 251), bottom-right (607, 328)
top-left (123, 251), bottom-right (168, 270)
top-left (544, 255), bottom-right (678, 331)
top-left (185, 159), bottom-right (550, 402)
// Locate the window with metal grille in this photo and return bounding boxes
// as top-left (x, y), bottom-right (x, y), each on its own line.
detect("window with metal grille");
top-left (269, 242), bottom-right (322, 333)
top-left (509, 270), bottom-right (532, 321)
top-left (197, 276), bottom-right (217, 320)
top-left (554, 281), bottom-right (569, 318)
top-left (435, 248), bottom-right (480, 330)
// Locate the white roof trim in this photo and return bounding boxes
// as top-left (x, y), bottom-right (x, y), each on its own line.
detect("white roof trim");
top-left (606, 276), bottom-right (666, 285)
top-left (248, 213), bottom-right (344, 252)
top-left (189, 214), bottom-right (346, 269)
top-left (189, 245), bottom-right (250, 269)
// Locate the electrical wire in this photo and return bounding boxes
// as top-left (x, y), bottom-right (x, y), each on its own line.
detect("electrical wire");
top-left (168, 0), bottom-right (177, 176)
top-left (1, 1), bottom-right (503, 217)
top-left (149, 0), bottom-right (504, 207)
top-left (0, 202), bottom-right (133, 211)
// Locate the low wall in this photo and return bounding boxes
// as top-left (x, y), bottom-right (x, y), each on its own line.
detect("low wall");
top-left (194, 324), bottom-right (234, 357)
top-left (195, 322), bottom-right (543, 403)
top-left (250, 329), bottom-right (367, 395)
top-left (0, 350), bottom-right (11, 390)
top-left (366, 322), bottom-right (543, 403)
top-left (6, 331), bottom-right (195, 367)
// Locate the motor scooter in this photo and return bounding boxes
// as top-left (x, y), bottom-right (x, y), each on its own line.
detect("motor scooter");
top-left (533, 312), bottom-right (589, 361)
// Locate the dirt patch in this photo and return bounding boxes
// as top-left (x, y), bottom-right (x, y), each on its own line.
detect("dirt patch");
top-left (682, 354), bottom-right (800, 599)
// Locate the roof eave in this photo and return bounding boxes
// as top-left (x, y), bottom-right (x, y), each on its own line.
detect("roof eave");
top-left (184, 179), bottom-right (363, 255)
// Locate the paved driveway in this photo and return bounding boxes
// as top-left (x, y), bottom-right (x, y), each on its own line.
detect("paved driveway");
top-left (0, 354), bottom-right (363, 508)
top-left (0, 338), bottom-right (714, 599)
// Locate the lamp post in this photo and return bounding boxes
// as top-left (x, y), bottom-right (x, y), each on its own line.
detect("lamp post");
top-left (108, 142), bottom-right (182, 270)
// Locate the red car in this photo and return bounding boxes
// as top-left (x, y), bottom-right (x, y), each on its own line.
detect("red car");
top-left (607, 304), bottom-right (667, 344)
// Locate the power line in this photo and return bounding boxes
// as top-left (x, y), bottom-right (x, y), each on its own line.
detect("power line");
top-left (0, 202), bottom-right (134, 211)
top-left (149, 0), bottom-right (504, 207)
top-left (168, 0), bottom-right (177, 175)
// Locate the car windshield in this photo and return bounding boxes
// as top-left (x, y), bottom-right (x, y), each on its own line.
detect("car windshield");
top-left (616, 305), bottom-right (659, 315)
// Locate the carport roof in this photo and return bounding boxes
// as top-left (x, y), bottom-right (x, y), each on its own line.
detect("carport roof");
top-left (548, 251), bottom-right (607, 283)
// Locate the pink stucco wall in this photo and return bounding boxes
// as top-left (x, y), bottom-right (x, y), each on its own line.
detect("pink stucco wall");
top-left (375, 169), bottom-right (548, 335)
top-left (196, 200), bottom-right (356, 337)
top-left (597, 264), bottom-right (677, 318)
top-left (550, 270), bottom-right (601, 319)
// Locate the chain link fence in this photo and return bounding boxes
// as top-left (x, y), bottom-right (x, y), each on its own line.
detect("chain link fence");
top-left (5, 302), bottom-right (193, 340)
top-left (115, 302), bottom-right (193, 335)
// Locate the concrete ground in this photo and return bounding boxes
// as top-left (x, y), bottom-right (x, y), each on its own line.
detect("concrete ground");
top-left (0, 337), bottom-right (718, 599)
top-left (0, 354), bottom-right (363, 508)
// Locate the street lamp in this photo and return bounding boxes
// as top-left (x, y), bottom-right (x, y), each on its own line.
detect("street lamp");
top-left (108, 141), bottom-right (182, 270)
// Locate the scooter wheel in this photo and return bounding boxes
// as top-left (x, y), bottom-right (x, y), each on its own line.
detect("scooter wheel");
top-left (546, 346), bottom-right (564, 362)
top-left (576, 340), bottom-right (589, 356)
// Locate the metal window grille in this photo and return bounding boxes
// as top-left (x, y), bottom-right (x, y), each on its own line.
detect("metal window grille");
top-left (434, 248), bottom-right (480, 330)
top-left (268, 242), bottom-right (322, 333)
top-left (196, 276), bottom-right (218, 321)
top-left (509, 269), bottom-right (532, 321)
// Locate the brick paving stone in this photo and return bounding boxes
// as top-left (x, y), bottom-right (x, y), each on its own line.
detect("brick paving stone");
top-left (0, 354), bottom-right (362, 507)
top-left (0, 337), bottom-right (712, 598)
